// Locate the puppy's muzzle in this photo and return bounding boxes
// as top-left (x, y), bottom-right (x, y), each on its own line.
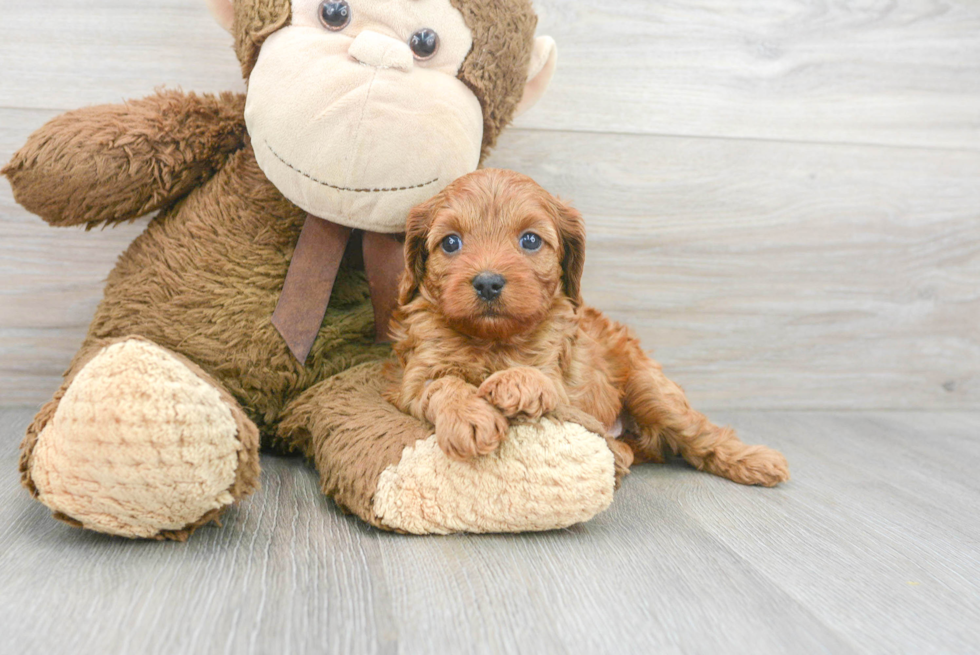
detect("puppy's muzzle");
top-left (472, 272), bottom-right (506, 302)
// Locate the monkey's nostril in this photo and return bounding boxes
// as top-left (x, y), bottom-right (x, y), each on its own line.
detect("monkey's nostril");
top-left (472, 272), bottom-right (506, 302)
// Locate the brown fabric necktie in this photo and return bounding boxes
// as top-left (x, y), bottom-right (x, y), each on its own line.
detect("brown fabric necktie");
top-left (272, 214), bottom-right (405, 364)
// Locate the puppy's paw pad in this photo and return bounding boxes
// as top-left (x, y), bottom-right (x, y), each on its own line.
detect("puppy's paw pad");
top-left (436, 398), bottom-right (508, 460)
top-left (478, 368), bottom-right (559, 419)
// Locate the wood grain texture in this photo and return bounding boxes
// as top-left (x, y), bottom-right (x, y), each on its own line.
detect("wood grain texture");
top-left (3, 111), bottom-right (977, 408)
top-left (2, 0), bottom-right (978, 149)
top-left (486, 130), bottom-right (980, 410)
top-left (1, 0), bottom-right (978, 409)
top-left (0, 109), bottom-right (151, 404)
top-left (2, 407), bottom-right (979, 654)
top-left (0, 0), bottom-right (247, 109)
top-left (528, 0), bottom-right (980, 149)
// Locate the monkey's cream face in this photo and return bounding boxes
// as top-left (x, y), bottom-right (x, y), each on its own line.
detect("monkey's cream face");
top-left (245, 0), bottom-right (484, 233)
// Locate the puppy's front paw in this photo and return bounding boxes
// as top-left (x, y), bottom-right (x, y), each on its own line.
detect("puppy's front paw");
top-left (478, 367), bottom-right (560, 419)
top-left (435, 396), bottom-right (508, 461)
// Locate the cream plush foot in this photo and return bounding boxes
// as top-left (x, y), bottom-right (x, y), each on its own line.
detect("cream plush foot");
top-left (278, 362), bottom-right (619, 535)
top-left (23, 338), bottom-right (261, 540)
top-left (372, 419), bottom-right (616, 534)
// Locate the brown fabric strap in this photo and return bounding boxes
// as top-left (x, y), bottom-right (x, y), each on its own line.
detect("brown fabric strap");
top-left (362, 231), bottom-right (406, 343)
top-left (272, 215), bottom-right (351, 364)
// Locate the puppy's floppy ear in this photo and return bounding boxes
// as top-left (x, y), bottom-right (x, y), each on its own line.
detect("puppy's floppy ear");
top-left (550, 196), bottom-right (586, 307)
top-left (399, 193), bottom-right (442, 305)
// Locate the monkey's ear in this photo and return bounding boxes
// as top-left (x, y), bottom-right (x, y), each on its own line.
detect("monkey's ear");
top-left (513, 37), bottom-right (558, 118)
top-left (398, 196), bottom-right (441, 306)
top-left (551, 197), bottom-right (586, 307)
top-left (206, 0), bottom-right (235, 33)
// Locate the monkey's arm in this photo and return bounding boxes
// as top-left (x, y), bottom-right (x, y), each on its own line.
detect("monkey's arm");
top-left (2, 90), bottom-right (246, 229)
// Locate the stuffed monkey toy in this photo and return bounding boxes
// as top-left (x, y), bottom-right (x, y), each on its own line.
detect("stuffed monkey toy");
top-left (3, 0), bottom-right (624, 539)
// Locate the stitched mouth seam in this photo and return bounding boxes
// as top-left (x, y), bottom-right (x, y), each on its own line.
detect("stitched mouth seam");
top-left (266, 141), bottom-right (439, 193)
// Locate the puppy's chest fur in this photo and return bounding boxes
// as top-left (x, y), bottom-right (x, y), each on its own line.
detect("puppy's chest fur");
top-left (395, 301), bottom-right (631, 431)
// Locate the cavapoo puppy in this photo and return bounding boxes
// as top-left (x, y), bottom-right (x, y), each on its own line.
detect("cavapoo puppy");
top-left (387, 169), bottom-right (789, 487)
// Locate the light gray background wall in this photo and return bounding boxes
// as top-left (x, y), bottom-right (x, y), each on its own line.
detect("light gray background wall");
top-left (2, 0), bottom-right (978, 409)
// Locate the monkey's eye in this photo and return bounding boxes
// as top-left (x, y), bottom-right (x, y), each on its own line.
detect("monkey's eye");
top-left (409, 28), bottom-right (439, 60)
top-left (318, 1), bottom-right (351, 31)
top-left (520, 232), bottom-right (543, 251)
top-left (441, 234), bottom-right (462, 254)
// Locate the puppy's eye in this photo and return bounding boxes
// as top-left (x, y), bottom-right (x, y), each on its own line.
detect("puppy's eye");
top-left (520, 232), bottom-right (543, 251)
top-left (441, 234), bottom-right (462, 254)
top-left (318, 1), bottom-right (351, 31)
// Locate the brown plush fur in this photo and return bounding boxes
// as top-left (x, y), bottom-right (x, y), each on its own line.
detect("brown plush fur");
top-left (277, 361), bottom-right (433, 529)
top-left (233, 0), bottom-right (292, 78)
top-left (2, 0), bottom-right (552, 537)
top-left (4, 79), bottom-right (389, 445)
top-left (447, 0), bottom-right (539, 162)
top-left (389, 169), bottom-right (790, 487)
top-left (3, 91), bottom-right (247, 228)
top-left (78, 144), bottom-right (388, 439)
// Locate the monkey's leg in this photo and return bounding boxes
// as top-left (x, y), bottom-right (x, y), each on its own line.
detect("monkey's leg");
top-left (277, 361), bottom-right (619, 534)
top-left (21, 337), bottom-right (260, 540)
top-left (622, 351), bottom-right (789, 487)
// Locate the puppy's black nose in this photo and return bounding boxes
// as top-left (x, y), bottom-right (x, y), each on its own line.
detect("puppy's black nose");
top-left (472, 272), bottom-right (506, 302)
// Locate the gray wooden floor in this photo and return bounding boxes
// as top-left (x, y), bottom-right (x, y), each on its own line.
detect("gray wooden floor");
top-left (2, 407), bottom-right (978, 655)
top-left (3, 3), bottom-right (978, 653)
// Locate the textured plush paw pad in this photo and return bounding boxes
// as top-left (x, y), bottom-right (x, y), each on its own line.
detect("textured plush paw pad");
top-left (30, 340), bottom-right (242, 538)
top-left (373, 419), bottom-right (616, 534)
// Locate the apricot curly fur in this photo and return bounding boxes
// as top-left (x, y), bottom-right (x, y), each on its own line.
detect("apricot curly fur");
top-left (389, 169), bottom-right (790, 487)
top-left (478, 367), bottom-right (561, 419)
